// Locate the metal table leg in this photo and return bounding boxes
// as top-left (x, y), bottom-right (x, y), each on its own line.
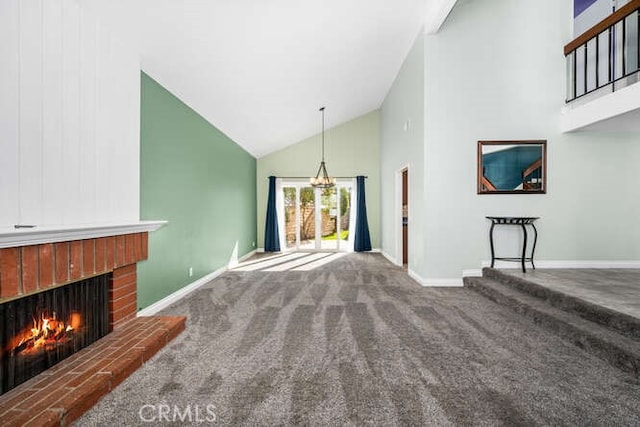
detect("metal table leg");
top-left (489, 221), bottom-right (496, 268)
top-left (530, 223), bottom-right (538, 270)
top-left (520, 223), bottom-right (528, 273)
top-left (486, 217), bottom-right (539, 273)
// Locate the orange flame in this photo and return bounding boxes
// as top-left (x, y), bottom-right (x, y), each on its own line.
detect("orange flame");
top-left (8, 311), bottom-right (79, 355)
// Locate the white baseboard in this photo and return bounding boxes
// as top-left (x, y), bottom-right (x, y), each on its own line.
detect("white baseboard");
top-left (137, 267), bottom-right (225, 316)
top-left (406, 260), bottom-right (640, 289)
top-left (257, 247), bottom-right (384, 255)
top-left (228, 249), bottom-right (257, 268)
top-left (481, 260), bottom-right (640, 269)
top-left (381, 250), bottom-right (401, 266)
top-left (408, 268), bottom-right (463, 287)
top-left (462, 269), bottom-right (483, 277)
top-left (240, 249), bottom-right (256, 261)
top-left (137, 249), bottom-right (258, 316)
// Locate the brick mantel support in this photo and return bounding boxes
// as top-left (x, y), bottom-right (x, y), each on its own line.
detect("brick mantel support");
top-left (0, 232), bottom-right (149, 330)
top-left (110, 264), bottom-right (138, 329)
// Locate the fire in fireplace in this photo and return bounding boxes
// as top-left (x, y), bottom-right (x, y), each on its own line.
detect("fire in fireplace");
top-left (9, 310), bottom-right (77, 355)
top-left (0, 274), bottom-right (110, 396)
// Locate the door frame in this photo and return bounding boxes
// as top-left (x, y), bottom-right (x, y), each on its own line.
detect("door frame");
top-left (395, 165), bottom-right (410, 266)
top-left (278, 179), bottom-right (355, 252)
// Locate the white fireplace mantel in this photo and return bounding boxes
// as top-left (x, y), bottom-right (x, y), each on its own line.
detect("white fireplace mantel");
top-left (0, 220), bottom-right (167, 249)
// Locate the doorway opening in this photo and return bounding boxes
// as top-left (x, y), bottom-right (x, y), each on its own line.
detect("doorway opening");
top-left (402, 168), bottom-right (408, 266)
top-left (279, 181), bottom-right (355, 252)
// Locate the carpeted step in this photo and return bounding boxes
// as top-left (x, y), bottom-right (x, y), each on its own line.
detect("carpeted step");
top-left (464, 276), bottom-right (640, 378)
top-left (481, 268), bottom-right (640, 341)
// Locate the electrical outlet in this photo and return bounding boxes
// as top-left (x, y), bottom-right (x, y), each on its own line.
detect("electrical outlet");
top-left (252, 241), bottom-right (256, 247)
top-left (188, 267), bottom-right (193, 277)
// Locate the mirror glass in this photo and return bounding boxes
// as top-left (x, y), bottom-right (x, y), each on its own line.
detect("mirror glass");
top-left (477, 140), bottom-right (547, 194)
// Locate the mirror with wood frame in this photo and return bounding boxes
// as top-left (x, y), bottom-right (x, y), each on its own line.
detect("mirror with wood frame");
top-left (477, 140), bottom-right (547, 194)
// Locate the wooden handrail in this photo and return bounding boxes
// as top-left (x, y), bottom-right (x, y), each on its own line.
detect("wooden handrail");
top-left (564, 0), bottom-right (640, 56)
top-left (522, 158), bottom-right (542, 181)
top-left (481, 176), bottom-right (496, 191)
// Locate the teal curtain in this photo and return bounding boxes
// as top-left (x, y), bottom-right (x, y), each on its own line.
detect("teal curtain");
top-left (354, 176), bottom-right (372, 252)
top-left (264, 176), bottom-right (280, 252)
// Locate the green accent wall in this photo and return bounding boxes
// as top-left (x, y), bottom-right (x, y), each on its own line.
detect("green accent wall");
top-left (138, 72), bottom-right (257, 309)
top-left (256, 111), bottom-right (381, 249)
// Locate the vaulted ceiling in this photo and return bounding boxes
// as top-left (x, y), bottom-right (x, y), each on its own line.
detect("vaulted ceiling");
top-left (83, 0), bottom-right (455, 157)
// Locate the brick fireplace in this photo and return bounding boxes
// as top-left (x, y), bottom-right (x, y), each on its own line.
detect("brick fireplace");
top-left (0, 232), bottom-right (148, 330)
top-left (0, 225), bottom-right (185, 426)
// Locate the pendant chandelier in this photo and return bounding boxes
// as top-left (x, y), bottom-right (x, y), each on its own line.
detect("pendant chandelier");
top-left (310, 107), bottom-right (336, 188)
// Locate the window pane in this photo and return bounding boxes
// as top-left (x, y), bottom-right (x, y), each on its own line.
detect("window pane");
top-left (320, 187), bottom-right (338, 250)
top-left (283, 187), bottom-right (296, 249)
top-left (299, 187), bottom-right (315, 250)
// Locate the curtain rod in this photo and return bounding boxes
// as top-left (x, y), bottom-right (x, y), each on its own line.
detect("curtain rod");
top-left (269, 176), bottom-right (368, 179)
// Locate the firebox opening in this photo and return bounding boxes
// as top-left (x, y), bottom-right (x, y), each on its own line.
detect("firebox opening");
top-left (7, 308), bottom-right (84, 357)
top-left (0, 274), bottom-right (111, 396)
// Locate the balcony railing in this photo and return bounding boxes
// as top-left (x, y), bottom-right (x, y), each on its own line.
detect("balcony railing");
top-left (565, 0), bottom-right (640, 103)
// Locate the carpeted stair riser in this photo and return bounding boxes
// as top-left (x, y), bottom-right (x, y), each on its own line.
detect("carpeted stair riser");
top-left (464, 277), bottom-right (640, 379)
top-left (482, 268), bottom-right (640, 340)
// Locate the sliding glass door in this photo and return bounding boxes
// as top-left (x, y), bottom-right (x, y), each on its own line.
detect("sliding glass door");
top-left (279, 181), bottom-right (354, 251)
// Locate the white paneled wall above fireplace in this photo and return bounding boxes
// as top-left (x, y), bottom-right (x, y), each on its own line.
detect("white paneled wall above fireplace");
top-left (0, 0), bottom-right (140, 228)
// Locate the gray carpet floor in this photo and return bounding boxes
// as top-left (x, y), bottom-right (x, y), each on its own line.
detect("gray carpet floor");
top-left (77, 253), bottom-right (640, 426)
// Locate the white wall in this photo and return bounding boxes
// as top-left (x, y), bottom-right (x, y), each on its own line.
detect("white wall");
top-left (575, 0), bottom-right (634, 37)
top-left (378, 0), bottom-right (640, 282)
top-left (0, 0), bottom-right (140, 228)
top-left (574, 0), bottom-right (612, 36)
top-left (380, 33), bottom-right (425, 270)
top-left (419, 0), bottom-right (640, 281)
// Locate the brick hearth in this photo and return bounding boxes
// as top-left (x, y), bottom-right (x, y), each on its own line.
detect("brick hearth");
top-left (0, 316), bottom-right (185, 426)
top-left (0, 229), bottom-right (184, 425)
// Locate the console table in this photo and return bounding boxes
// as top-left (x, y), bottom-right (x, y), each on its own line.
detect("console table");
top-left (486, 216), bottom-right (539, 273)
